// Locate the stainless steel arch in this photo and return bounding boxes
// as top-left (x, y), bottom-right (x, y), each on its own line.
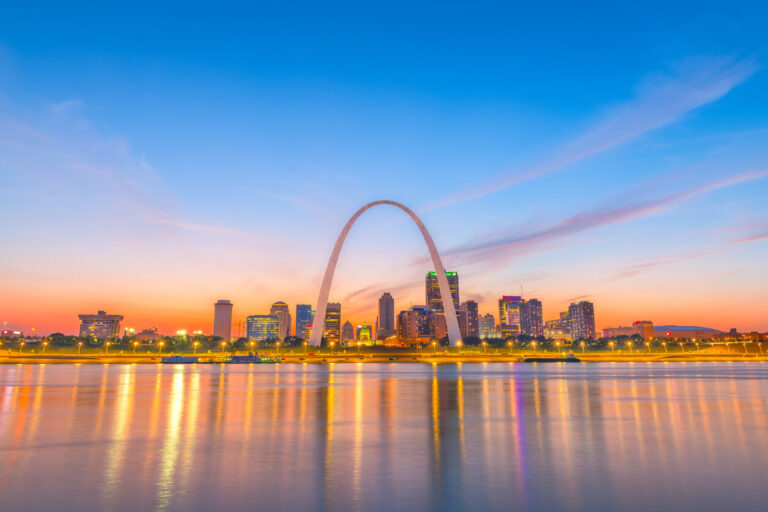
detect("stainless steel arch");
top-left (309, 200), bottom-right (461, 347)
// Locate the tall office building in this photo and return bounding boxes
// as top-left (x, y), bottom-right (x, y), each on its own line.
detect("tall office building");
top-left (479, 313), bottom-right (496, 339)
top-left (270, 301), bottom-right (292, 339)
top-left (378, 292), bottom-right (396, 338)
top-left (246, 315), bottom-right (279, 341)
top-left (568, 301), bottom-right (596, 340)
top-left (397, 310), bottom-right (419, 341)
top-left (341, 321), bottom-right (354, 344)
top-left (213, 300), bottom-right (233, 340)
top-left (498, 295), bottom-right (525, 333)
top-left (520, 298), bottom-right (543, 337)
top-left (425, 271), bottom-right (459, 312)
top-left (459, 300), bottom-right (479, 338)
top-left (295, 304), bottom-right (313, 339)
top-left (323, 302), bottom-right (341, 344)
top-left (78, 310), bottom-right (123, 339)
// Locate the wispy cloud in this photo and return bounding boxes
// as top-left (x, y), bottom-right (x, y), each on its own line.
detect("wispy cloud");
top-left (426, 56), bottom-right (757, 210)
top-left (613, 250), bottom-right (719, 280)
top-left (446, 169), bottom-right (768, 264)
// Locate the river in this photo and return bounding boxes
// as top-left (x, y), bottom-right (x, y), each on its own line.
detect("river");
top-left (1, 362), bottom-right (767, 511)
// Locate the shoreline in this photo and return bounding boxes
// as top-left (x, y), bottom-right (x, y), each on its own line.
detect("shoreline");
top-left (1, 353), bottom-right (767, 365)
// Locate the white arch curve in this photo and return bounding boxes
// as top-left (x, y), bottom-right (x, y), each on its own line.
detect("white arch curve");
top-left (309, 200), bottom-right (461, 347)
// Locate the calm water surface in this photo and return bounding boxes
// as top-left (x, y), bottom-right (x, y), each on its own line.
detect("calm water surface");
top-left (1, 362), bottom-right (767, 512)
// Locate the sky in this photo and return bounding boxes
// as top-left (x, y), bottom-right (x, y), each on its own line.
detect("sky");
top-left (1, 1), bottom-right (767, 335)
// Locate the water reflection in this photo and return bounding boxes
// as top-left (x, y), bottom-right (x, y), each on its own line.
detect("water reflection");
top-left (1, 363), bottom-right (768, 512)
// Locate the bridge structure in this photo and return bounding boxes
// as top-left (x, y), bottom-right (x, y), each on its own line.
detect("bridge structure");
top-left (308, 200), bottom-right (461, 347)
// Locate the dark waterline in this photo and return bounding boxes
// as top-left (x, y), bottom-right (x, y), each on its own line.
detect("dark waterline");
top-left (1, 362), bottom-right (767, 512)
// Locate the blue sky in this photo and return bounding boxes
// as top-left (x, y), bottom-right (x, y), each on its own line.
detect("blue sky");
top-left (1, 1), bottom-right (767, 333)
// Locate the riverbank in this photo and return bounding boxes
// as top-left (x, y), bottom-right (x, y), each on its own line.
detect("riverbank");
top-left (1, 351), bottom-right (767, 364)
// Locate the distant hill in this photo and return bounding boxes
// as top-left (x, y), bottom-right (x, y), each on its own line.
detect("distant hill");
top-left (654, 325), bottom-right (722, 333)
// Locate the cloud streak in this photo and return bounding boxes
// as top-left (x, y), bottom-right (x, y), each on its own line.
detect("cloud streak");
top-left (427, 56), bottom-right (757, 210)
top-left (446, 168), bottom-right (768, 264)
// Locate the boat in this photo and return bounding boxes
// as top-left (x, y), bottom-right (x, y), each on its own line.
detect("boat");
top-left (523, 353), bottom-right (581, 363)
top-left (161, 356), bottom-right (199, 364)
top-left (226, 354), bottom-right (279, 364)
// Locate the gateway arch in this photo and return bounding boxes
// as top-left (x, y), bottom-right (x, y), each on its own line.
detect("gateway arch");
top-left (309, 200), bottom-right (462, 347)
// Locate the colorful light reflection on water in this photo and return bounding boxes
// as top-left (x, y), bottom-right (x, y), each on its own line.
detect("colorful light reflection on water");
top-left (1, 362), bottom-right (767, 512)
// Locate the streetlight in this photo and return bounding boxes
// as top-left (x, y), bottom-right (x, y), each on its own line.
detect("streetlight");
top-left (77, 341), bottom-right (83, 355)
top-left (556, 341), bottom-right (561, 354)
top-left (276, 341), bottom-right (281, 356)
top-left (678, 341), bottom-right (685, 353)
top-left (330, 341), bottom-right (335, 355)
top-left (609, 341), bottom-right (615, 353)
top-left (221, 341), bottom-right (227, 353)
top-left (457, 340), bottom-right (462, 353)
top-left (19, 341), bottom-right (25, 355)
top-left (532, 341), bottom-right (537, 353)
top-left (249, 341), bottom-right (255, 354)
top-left (105, 341), bottom-right (111, 355)
top-left (432, 341), bottom-right (437, 353)
top-left (482, 341), bottom-right (487, 354)
top-left (357, 342), bottom-right (361, 353)
top-left (662, 342), bottom-right (668, 353)
top-left (626, 341), bottom-right (632, 354)
top-left (42, 340), bottom-right (48, 355)
top-left (581, 341), bottom-right (586, 354)
top-left (304, 341), bottom-right (308, 355)
top-left (507, 341), bottom-right (513, 354)
top-left (159, 341), bottom-right (165, 355)
top-left (133, 342), bottom-right (139, 355)
top-left (194, 341), bottom-right (200, 355)
top-left (645, 342), bottom-right (650, 353)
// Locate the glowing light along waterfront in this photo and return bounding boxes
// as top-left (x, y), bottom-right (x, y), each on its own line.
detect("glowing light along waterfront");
top-left (310, 200), bottom-right (462, 347)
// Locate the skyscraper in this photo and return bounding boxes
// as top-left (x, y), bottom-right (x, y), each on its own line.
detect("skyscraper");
top-left (479, 313), bottom-right (496, 339)
top-left (378, 292), bottom-right (395, 338)
top-left (568, 301), bottom-right (596, 340)
top-left (246, 315), bottom-right (279, 341)
top-left (270, 301), bottom-right (292, 339)
top-left (296, 304), bottom-right (313, 339)
top-left (341, 321), bottom-right (354, 344)
top-left (213, 300), bottom-right (233, 340)
top-left (78, 310), bottom-right (123, 339)
top-left (520, 298), bottom-right (543, 337)
top-left (498, 295), bottom-right (525, 333)
top-left (459, 300), bottom-right (479, 338)
top-left (425, 271), bottom-right (459, 312)
top-left (323, 302), bottom-right (341, 344)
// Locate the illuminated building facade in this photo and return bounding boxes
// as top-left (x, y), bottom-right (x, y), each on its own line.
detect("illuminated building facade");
top-left (520, 298), bottom-right (543, 337)
top-left (378, 292), bottom-right (396, 338)
top-left (341, 321), bottom-right (354, 344)
top-left (296, 304), bottom-right (313, 340)
top-left (568, 301), bottom-right (596, 340)
top-left (356, 322), bottom-right (372, 341)
top-left (633, 320), bottom-right (654, 340)
top-left (246, 315), bottom-right (279, 341)
top-left (78, 310), bottom-right (123, 339)
top-left (426, 271), bottom-right (459, 312)
top-left (498, 295), bottom-right (525, 334)
top-left (135, 327), bottom-right (161, 342)
top-left (323, 302), bottom-right (341, 344)
top-left (213, 299), bottom-right (233, 340)
top-left (544, 318), bottom-right (572, 342)
top-left (270, 301), bottom-right (292, 339)
top-left (479, 313), bottom-right (496, 339)
top-left (459, 300), bottom-right (479, 338)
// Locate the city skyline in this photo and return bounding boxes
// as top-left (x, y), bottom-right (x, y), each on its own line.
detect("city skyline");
top-left (2, 3), bottom-right (768, 335)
